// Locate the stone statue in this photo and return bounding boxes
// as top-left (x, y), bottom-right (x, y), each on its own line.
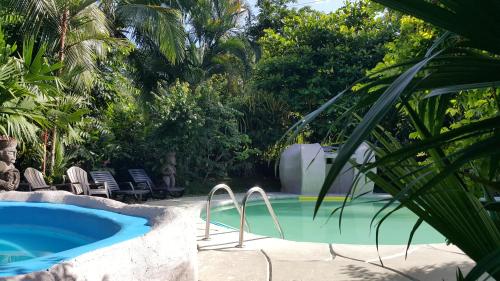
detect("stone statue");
top-left (161, 152), bottom-right (176, 189)
top-left (0, 136), bottom-right (20, 191)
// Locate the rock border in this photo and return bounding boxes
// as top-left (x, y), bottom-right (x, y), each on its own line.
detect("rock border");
top-left (0, 191), bottom-right (197, 281)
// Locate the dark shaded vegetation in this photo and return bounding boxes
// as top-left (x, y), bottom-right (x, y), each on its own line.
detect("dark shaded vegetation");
top-left (1, 0), bottom-right (499, 278)
top-left (1, 0), bottom-right (401, 191)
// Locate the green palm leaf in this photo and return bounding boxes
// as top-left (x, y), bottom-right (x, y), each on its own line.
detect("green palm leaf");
top-left (118, 3), bottom-right (185, 63)
top-left (314, 49), bottom-right (443, 215)
top-left (279, 1), bottom-right (500, 278)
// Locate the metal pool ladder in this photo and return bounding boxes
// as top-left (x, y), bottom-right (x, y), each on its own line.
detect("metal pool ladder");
top-left (203, 184), bottom-right (284, 247)
top-left (204, 184), bottom-right (249, 240)
top-left (237, 186), bottom-right (284, 247)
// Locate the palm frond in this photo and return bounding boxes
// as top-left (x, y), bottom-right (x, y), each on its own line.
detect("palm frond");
top-left (118, 3), bottom-right (185, 63)
top-left (280, 1), bottom-right (500, 278)
top-left (8, 0), bottom-right (59, 37)
top-left (61, 2), bottom-right (114, 92)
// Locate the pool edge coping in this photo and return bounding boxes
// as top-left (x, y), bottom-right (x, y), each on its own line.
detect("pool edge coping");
top-left (0, 201), bottom-right (151, 277)
top-left (0, 191), bottom-right (198, 281)
top-left (193, 192), bottom-right (474, 280)
top-left (202, 192), bottom-right (449, 247)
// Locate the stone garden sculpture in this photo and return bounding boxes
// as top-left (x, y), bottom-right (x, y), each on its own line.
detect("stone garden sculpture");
top-left (161, 152), bottom-right (176, 189)
top-left (0, 136), bottom-right (20, 191)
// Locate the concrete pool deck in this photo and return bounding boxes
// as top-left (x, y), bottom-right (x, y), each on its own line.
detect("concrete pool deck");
top-left (147, 193), bottom-right (475, 281)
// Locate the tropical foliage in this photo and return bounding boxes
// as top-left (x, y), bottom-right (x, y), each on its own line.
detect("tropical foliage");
top-left (0, 33), bottom-right (57, 143)
top-left (244, 1), bottom-right (399, 162)
top-left (283, 0), bottom-right (500, 279)
top-left (1, 0), bottom-right (499, 276)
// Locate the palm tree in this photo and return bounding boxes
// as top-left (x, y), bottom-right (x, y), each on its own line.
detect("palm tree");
top-left (127, 0), bottom-right (254, 102)
top-left (8, 0), bottom-right (110, 173)
top-left (115, 0), bottom-right (186, 64)
top-left (8, 0), bottom-right (186, 174)
top-left (9, 0), bottom-right (186, 91)
top-left (286, 0), bottom-right (500, 279)
top-left (0, 31), bottom-right (62, 144)
top-left (183, 0), bottom-right (254, 83)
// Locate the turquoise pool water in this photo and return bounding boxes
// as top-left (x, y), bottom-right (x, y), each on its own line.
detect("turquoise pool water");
top-left (0, 201), bottom-right (150, 277)
top-left (207, 199), bottom-right (445, 245)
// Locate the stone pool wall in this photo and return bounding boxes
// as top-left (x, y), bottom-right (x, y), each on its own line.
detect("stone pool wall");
top-left (0, 191), bottom-right (197, 281)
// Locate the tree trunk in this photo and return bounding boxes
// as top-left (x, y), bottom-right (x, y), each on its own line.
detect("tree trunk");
top-left (47, 8), bottom-right (69, 176)
top-left (49, 126), bottom-right (57, 176)
top-left (58, 9), bottom-right (69, 63)
top-left (41, 131), bottom-right (48, 174)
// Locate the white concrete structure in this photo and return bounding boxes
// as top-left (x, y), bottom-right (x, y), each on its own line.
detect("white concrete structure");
top-left (0, 191), bottom-right (197, 281)
top-left (279, 143), bottom-right (375, 196)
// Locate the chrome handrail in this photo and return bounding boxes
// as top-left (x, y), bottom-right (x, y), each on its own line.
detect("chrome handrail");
top-left (237, 186), bottom-right (284, 247)
top-left (204, 184), bottom-right (249, 240)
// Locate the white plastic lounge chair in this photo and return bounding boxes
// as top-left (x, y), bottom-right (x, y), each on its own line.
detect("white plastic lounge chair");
top-left (66, 166), bottom-right (109, 198)
top-left (23, 167), bottom-right (68, 191)
top-left (128, 169), bottom-right (184, 198)
top-left (90, 170), bottom-right (151, 201)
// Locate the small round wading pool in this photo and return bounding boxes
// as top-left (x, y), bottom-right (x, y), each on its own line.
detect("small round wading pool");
top-left (206, 198), bottom-right (445, 245)
top-left (0, 201), bottom-right (150, 277)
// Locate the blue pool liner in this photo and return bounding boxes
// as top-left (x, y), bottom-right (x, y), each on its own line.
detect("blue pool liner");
top-left (0, 201), bottom-right (150, 277)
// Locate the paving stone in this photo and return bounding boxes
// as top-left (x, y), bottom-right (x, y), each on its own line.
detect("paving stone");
top-left (271, 257), bottom-right (411, 281)
top-left (198, 250), bottom-right (268, 281)
top-left (331, 244), bottom-right (418, 262)
top-left (424, 244), bottom-right (469, 255)
top-left (198, 224), bottom-right (273, 251)
top-left (379, 246), bottom-right (474, 281)
top-left (254, 239), bottom-right (333, 261)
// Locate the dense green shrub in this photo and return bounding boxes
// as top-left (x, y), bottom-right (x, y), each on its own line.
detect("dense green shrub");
top-left (79, 75), bottom-right (255, 188)
top-left (149, 76), bottom-right (257, 181)
top-left (251, 2), bottom-right (397, 143)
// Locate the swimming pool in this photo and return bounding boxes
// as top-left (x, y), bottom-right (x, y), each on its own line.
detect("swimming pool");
top-left (0, 201), bottom-right (150, 277)
top-left (206, 198), bottom-right (445, 245)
